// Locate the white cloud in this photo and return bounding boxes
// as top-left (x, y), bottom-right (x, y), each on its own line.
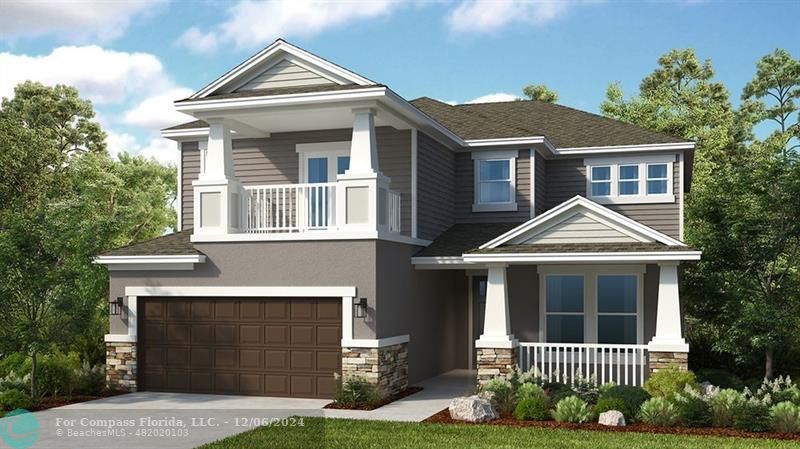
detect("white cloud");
top-left (0, 0), bottom-right (166, 43)
top-left (0, 46), bottom-right (169, 104)
top-left (447, 0), bottom-right (596, 34)
top-left (106, 131), bottom-right (177, 166)
top-left (123, 87), bottom-right (195, 130)
top-left (466, 93), bottom-right (521, 103)
top-left (177, 0), bottom-right (401, 53)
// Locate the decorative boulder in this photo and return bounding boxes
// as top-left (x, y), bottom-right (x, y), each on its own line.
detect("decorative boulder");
top-left (448, 395), bottom-right (498, 423)
top-left (598, 410), bottom-right (626, 427)
top-left (700, 381), bottom-right (719, 398)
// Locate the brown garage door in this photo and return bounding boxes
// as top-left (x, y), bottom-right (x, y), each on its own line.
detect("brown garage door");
top-left (138, 297), bottom-right (341, 398)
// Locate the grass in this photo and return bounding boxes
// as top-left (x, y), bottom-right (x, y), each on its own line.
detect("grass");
top-left (198, 417), bottom-right (798, 449)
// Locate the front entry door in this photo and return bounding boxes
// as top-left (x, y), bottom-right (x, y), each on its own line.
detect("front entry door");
top-left (471, 276), bottom-right (487, 368)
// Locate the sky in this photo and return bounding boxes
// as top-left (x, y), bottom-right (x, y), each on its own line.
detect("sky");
top-left (1, 0), bottom-right (797, 165)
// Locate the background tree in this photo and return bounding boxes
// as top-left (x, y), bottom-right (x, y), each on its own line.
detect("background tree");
top-left (523, 84), bottom-right (558, 103)
top-left (0, 82), bottom-right (176, 396)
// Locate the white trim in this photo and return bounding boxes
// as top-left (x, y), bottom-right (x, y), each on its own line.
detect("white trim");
top-left (465, 137), bottom-right (547, 148)
top-left (161, 127), bottom-right (210, 139)
top-left (177, 87), bottom-right (387, 112)
top-left (191, 39), bottom-right (374, 99)
top-left (480, 195), bottom-right (686, 249)
top-left (471, 150), bottom-right (518, 212)
top-left (411, 256), bottom-right (471, 266)
top-left (411, 127), bottom-right (418, 239)
top-left (471, 149), bottom-right (519, 160)
top-left (104, 334), bottom-right (136, 343)
top-left (464, 251), bottom-right (701, 263)
top-left (679, 152), bottom-right (685, 241)
top-left (467, 274), bottom-right (474, 370)
top-left (585, 155), bottom-right (675, 205)
top-left (94, 255), bottom-right (206, 271)
top-left (341, 334), bottom-right (410, 348)
top-left (125, 286), bottom-right (357, 297)
top-left (176, 140), bottom-right (182, 232)
top-left (529, 150), bottom-right (536, 218)
top-left (342, 296), bottom-right (354, 341)
top-left (557, 142), bottom-right (695, 155)
top-left (296, 141), bottom-right (350, 183)
top-left (189, 230), bottom-right (430, 246)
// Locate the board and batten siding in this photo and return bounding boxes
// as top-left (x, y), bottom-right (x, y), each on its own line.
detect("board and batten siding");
top-left (417, 132), bottom-right (455, 241)
top-left (181, 127), bottom-right (411, 236)
top-left (544, 154), bottom-right (681, 239)
top-left (454, 149), bottom-right (531, 224)
top-left (236, 59), bottom-right (335, 91)
top-left (534, 151), bottom-right (547, 216)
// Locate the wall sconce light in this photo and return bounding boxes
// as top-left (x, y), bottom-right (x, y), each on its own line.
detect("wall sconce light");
top-left (109, 297), bottom-right (124, 316)
top-left (353, 297), bottom-right (367, 319)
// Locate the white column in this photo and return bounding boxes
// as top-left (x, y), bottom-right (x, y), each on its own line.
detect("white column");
top-left (344, 108), bottom-right (379, 177)
top-left (476, 264), bottom-right (518, 348)
top-left (202, 118), bottom-right (234, 181)
top-left (127, 296), bottom-right (137, 341)
top-left (648, 262), bottom-right (689, 352)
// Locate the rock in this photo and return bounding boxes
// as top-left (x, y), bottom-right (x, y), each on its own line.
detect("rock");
top-left (448, 395), bottom-right (498, 423)
top-left (598, 410), bottom-right (626, 427)
top-left (700, 381), bottom-right (719, 397)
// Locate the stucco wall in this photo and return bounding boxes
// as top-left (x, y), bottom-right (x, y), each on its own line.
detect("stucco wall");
top-left (108, 240), bottom-right (378, 338)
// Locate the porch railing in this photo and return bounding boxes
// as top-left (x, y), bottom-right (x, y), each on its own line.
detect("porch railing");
top-left (244, 182), bottom-right (337, 232)
top-left (518, 342), bottom-right (649, 387)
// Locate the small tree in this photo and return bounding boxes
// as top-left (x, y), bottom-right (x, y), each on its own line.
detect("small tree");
top-left (522, 84), bottom-right (558, 103)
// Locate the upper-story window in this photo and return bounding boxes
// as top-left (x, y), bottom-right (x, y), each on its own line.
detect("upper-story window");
top-left (472, 150), bottom-right (518, 212)
top-left (585, 155), bottom-right (675, 204)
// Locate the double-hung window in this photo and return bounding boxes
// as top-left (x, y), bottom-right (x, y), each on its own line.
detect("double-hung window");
top-left (472, 150), bottom-right (518, 212)
top-left (585, 155), bottom-right (674, 204)
top-left (597, 275), bottom-right (639, 344)
top-left (545, 275), bottom-right (585, 343)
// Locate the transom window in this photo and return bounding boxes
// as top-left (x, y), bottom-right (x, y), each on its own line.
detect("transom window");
top-left (585, 155), bottom-right (675, 204)
top-left (472, 150), bottom-right (518, 212)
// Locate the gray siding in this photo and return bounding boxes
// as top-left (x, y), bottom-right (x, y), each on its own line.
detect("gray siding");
top-left (181, 127), bottom-right (411, 236)
top-left (534, 151), bottom-right (547, 216)
top-left (376, 241), bottom-right (468, 382)
top-left (237, 59), bottom-right (335, 91)
top-left (544, 154), bottom-right (681, 239)
top-left (454, 149), bottom-right (531, 224)
top-left (417, 132), bottom-right (455, 241)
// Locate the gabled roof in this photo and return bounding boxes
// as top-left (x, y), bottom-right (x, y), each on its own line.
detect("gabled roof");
top-left (410, 97), bottom-right (690, 149)
top-left (189, 39), bottom-right (375, 99)
top-left (481, 195), bottom-right (686, 249)
top-left (176, 84), bottom-right (382, 104)
top-left (99, 229), bottom-right (200, 256)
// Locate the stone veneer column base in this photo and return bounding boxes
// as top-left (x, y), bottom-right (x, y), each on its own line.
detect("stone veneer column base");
top-left (341, 342), bottom-right (408, 397)
top-left (476, 347), bottom-right (518, 385)
top-left (106, 342), bottom-right (137, 392)
top-left (648, 351), bottom-right (688, 374)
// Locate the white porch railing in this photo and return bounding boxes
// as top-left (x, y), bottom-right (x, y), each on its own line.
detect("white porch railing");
top-left (518, 342), bottom-right (649, 387)
top-left (244, 182), bottom-right (337, 232)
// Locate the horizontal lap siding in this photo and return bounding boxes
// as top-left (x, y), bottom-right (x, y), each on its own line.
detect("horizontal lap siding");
top-left (181, 127), bottom-right (410, 233)
top-left (535, 151), bottom-right (547, 216)
top-left (417, 132), bottom-right (455, 241)
top-left (544, 155), bottom-right (681, 239)
top-left (454, 149), bottom-right (531, 224)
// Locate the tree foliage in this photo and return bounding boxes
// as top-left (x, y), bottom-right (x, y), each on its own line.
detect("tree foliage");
top-left (0, 81), bottom-right (176, 396)
top-left (523, 84), bottom-right (558, 103)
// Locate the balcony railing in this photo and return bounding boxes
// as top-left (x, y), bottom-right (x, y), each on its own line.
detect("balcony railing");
top-left (518, 342), bottom-right (649, 387)
top-left (242, 182), bottom-right (401, 234)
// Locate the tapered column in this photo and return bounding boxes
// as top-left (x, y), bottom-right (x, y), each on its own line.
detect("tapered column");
top-left (648, 262), bottom-right (689, 373)
top-left (345, 108), bottom-right (379, 177)
top-left (475, 264), bottom-right (518, 384)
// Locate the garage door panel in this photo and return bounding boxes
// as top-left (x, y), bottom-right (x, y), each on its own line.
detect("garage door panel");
top-left (139, 297), bottom-right (341, 398)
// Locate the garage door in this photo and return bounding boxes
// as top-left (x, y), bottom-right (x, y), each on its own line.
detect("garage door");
top-left (138, 297), bottom-right (342, 398)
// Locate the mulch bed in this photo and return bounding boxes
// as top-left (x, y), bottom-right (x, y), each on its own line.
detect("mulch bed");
top-left (424, 409), bottom-right (800, 441)
top-left (29, 391), bottom-right (126, 412)
top-left (323, 386), bottom-right (424, 411)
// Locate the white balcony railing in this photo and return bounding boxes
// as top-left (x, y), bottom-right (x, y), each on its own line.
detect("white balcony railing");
top-left (518, 342), bottom-right (649, 387)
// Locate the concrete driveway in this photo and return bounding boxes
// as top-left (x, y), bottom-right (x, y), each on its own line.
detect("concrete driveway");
top-left (21, 370), bottom-right (474, 449)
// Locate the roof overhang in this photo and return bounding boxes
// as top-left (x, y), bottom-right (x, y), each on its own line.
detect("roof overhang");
top-left (462, 251), bottom-right (701, 264)
top-left (93, 255), bottom-right (206, 271)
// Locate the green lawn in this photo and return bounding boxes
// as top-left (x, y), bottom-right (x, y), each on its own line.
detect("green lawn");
top-left (198, 418), bottom-right (798, 449)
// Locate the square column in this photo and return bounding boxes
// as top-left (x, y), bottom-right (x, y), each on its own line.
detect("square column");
top-left (648, 262), bottom-right (689, 372)
top-left (193, 118), bottom-right (244, 236)
top-left (475, 264), bottom-right (518, 384)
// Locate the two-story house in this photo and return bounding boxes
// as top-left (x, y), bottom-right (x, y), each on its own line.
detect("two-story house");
top-left (96, 39), bottom-right (700, 399)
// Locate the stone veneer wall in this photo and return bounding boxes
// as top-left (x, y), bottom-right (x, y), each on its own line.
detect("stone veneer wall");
top-left (106, 342), bottom-right (137, 392)
top-left (341, 342), bottom-right (408, 397)
top-left (648, 351), bottom-right (689, 373)
top-left (476, 347), bottom-right (518, 385)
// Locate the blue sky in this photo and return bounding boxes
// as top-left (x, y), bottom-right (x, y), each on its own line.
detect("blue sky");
top-left (1, 0), bottom-right (797, 164)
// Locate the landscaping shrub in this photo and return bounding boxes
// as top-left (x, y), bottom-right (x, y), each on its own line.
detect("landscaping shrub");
top-left (733, 399), bottom-right (771, 433)
top-left (519, 367), bottom-right (545, 386)
top-left (638, 397), bottom-right (679, 427)
top-left (594, 397), bottom-right (627, 416)
top-left (644, 367), bottom-right (698, 398)
top-left (696, 368), bottom-right (744, 390)
top-left (513, 396), bottom-right (550, 421)
top-left (673, 394), bottom-right (712, 428)
top-left (0, 371), bottom-right (29, 393)
top-left (552, 396), bottom-right (593, 423)
top-left (598, 382), bottom-right (616, 396)
top-left (517, 383), bottom-right (546, 402)
top-left (0, 353), bottom-right (27, 378)
top-left (770, 401), bottom-right (800, 433)
top-left (543, 382), bottom-right (575, 407)
top-left (334, 375), bottom-right (380, 408)
top-left (74, 362), bottom-right (105, 396)
top-left (36, 352), bottom-right (80, 397)
top-left (599, 385), bottom-right (651, 421)
top-left (0, 389), bottom-right (32, 411)
top-left (572, 373), bottom-right (600, 405)
top-left (755, 376), bottom-right (799, 405)
top-left (709, 388), bottom-right (746, 427)
top-left (482, 377), bottom-right (515, 414)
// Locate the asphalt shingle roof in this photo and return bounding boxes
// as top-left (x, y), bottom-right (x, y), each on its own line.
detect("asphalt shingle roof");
top-left (100, 230), bottom-right (201, 256)
top-left (414, 223), bottom-right (522, 258)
